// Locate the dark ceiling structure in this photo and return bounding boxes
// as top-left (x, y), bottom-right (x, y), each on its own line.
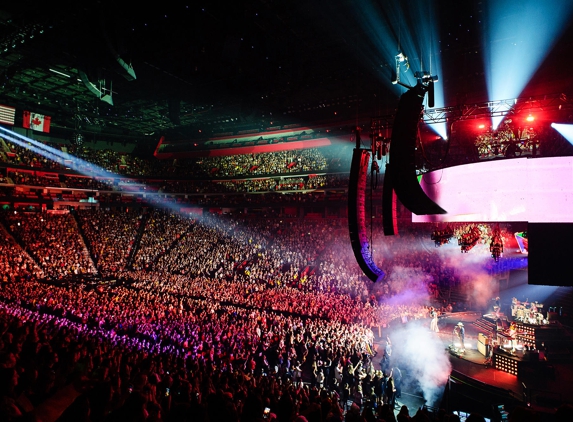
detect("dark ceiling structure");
top-left (1, 1), bottom-right (573, 149)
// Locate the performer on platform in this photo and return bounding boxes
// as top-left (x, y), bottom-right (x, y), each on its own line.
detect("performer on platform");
top-left (455, 322), bottom-right (465, 352)
top-left (430, 308), bottom-right (440, 333)
top-left (494, 296), bottom-right (501, 317)
top-left (508, 321), bottom-right (517, 353)
top-left (511, 297), bottom-right (519, 318)
top-left (381, 336), bottom-right (392, 373)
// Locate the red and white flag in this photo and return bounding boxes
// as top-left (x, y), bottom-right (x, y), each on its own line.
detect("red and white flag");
top-left (0, 104), bottom-right (16, 125)
top-left (23, 110), bottom-right (51, 133)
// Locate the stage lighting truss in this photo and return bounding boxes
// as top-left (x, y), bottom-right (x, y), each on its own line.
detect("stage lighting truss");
top-left (370, 93), bottom-right (571, 175)
top-left (490, 227), bottom-right (504, 262)
top-left (431, 223), bottom-right (508, 259)
top-left (474, 120), bottom-right (539, 160)
top-left (374, 92), bottom-right (572, 128)
top-left (459, 226), bottom-right (481, 253)
top-left (431, 226), bottom-right (455, 247)
top-left (369, 119), bottom-right (391, 159)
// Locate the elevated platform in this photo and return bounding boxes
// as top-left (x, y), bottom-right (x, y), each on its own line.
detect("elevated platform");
top-left (375, 310), bottom-right (573, 421)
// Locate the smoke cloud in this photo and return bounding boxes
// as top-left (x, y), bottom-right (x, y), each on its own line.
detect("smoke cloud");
top-left (390, 321), bottom-right (452, 407)
top-left (384, 265), bottom-right (433, 306)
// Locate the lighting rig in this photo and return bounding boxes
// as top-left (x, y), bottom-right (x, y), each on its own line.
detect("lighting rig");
top-left (459, 226), bottom-right (481, 253)
top-left (369, 119), bottom-right (390, 159)
top-left (391, 51), bottom-right (439, 107)
top-left (475, 119), bottom-right (539, 160)
top-left (490, 226), bottom-right (504, 262)
top-left (429, 224), bottom-right (511, 260)
top-left (431, 226), bottom-right (455, 247)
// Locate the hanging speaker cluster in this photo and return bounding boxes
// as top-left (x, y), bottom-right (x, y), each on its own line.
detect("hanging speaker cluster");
top-left (348, 148), bottom-right (385, 283)
top-left (385, 83), bottom-right (446, 216)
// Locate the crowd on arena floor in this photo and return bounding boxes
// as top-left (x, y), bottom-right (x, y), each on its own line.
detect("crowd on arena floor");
top-left (0, 138), bottom-right (536, 421)
top-left (1, 209), bottom-right (515, 324)
top-left (0, 206), bottom-right (499, 421)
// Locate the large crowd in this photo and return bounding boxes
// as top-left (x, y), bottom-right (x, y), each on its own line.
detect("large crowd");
top-left (0, 207), bottom-right (490, 421)
top-left (0, 208), bottom-right (521, 327)
top-left (0, 139), bottom-right (539, 421)
top-left (1, 140), bottom-right (350, 196)
top-left (1, 139), bottom-right (352, 180)
top-left (2, 212), bottom-right (97, 279)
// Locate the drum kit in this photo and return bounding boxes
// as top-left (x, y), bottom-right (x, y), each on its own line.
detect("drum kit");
top-left (512, 298), bottom-right (544, 325)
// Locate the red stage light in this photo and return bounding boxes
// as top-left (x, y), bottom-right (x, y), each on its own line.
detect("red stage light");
top-left (478, 124), bottom-right (486, 129)
top-left (526, 114), bottom-right (535, 122)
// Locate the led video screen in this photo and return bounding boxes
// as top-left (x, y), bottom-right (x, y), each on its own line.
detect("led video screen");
top-left (412, 157), bottom-right (573, 223)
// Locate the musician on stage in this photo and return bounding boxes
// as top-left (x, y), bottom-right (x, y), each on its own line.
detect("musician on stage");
top-left (508, 321), bottom-right (517, 353)
top-left (430, 307), bottom-right (440, 333)
top-left (454, 322), bottom-right (465, 352)
top-left (488, 296), bottom-right (501, 318)
top-left (511, 297), bottom-right (519, 317)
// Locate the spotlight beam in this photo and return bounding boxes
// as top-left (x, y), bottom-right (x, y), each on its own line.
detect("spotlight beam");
top-left (0, 127), bottom-right (185, 215)
top-left (551, 123), bottom-right (573, 145)
top-left (483, 0), bottom-right (573, 129)
top-left (0, 127), bottom-right (118, 179)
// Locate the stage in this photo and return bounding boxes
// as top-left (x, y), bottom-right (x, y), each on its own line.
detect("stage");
top-left (374, 310), bottom-right (573, 419)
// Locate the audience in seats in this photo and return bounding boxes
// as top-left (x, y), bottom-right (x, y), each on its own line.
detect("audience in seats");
top-left (0, 136), bottom-right (534, 420)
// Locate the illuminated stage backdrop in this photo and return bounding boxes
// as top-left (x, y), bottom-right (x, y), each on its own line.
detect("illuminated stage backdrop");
top-left (412, 157), bottom-right (573, 223)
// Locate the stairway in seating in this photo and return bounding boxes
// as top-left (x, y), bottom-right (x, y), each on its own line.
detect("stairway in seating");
top-left (0, 220), bottom-right (44, 274)
top-left (69, 209), bottom-right (99, 277)
top-left (126, 211), bottom-right (150, 269)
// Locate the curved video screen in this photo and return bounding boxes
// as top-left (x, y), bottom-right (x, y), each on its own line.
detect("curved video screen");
top-left (412, 156), bottom-right (573, 223)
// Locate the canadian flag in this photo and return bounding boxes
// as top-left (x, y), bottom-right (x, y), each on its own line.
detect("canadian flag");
top-left (23, 111), bottom-right (51, 133)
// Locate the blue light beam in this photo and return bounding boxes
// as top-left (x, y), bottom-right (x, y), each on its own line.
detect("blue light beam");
top-left (353, 0), bottom-right (417, 93)
top-left (551, 123), bottom-right (573, 145)
top-left (483, 0), bottom-right (573, 129)
top-left (0, 126), bottom-right (118, 180)
top-left (354, 0), bottom-right (447, 138)
top-left (0, 127), bottom-right (185, 215)
top-left (406, 0), bottom-right (447, 139)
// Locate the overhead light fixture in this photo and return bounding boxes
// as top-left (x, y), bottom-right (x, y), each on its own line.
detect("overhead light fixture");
top-left (49, 68), bottom-right (71, 78)
top-left (431, 226), bottom-right (454, 247)
top-left (490, 228), bottom-right (504, 262)
top-left (392, 52), bottom-right (409, 86)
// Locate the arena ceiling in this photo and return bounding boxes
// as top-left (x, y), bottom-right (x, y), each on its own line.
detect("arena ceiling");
top-left (1, 1), bottom-right (573, 147)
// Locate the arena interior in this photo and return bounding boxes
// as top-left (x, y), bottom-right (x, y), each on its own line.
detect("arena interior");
top-left (1, 2), bottom-right (573, 422)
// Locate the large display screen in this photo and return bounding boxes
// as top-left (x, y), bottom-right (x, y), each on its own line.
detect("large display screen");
top-left (412, 157), bottom-right (573, 223)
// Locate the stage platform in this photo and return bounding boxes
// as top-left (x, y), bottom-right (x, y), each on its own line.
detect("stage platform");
top-left (374, 311), bottom-right (573, 420)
